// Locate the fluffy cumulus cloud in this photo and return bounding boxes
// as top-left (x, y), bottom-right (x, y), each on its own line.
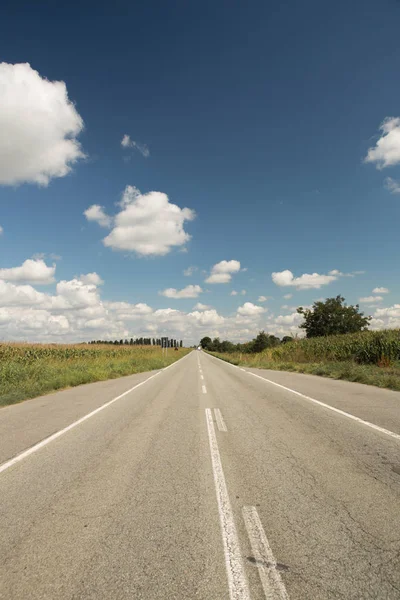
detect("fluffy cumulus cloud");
top-left (359, 296), bottom-right (383, 304)
top-left (159, 285), bottom-right (202, 299)
top-left (0, 260), bottom-right (264, 343)
top-left (121, 134), bottom-right (149, 158)
top-left (193, 303), bottom-right (211, 310)
top-left (274, 312), bottom-right (303, 326)
top-left (79, 272), bottom-right (104, 286)
top-left (365, 117), bottom-right (400, 169)
top-left (0, 259), bottom-right (55, 284)
top-left (84, 205), bottom-right (112, 228)
top-left (187, 309), bottom-right (225, 327)
top-left (373, 287), bottom-right (389, 294)
top-left (237, 302), bottom-right (265, 317)
top-left (205, 260), bottom-right (241, 284)
top-left (85, 186), bottom-right (195, 256)
top-left (272, 269), bottom-right (337, 290)
top-left (384, 177), bottom-right (400, 194)
top-left (1, 257), bottom-right (394, 344)
top-left (0, 62), bottom-right (85, 186)
top-left (371, 305), bottom-right (400, 329)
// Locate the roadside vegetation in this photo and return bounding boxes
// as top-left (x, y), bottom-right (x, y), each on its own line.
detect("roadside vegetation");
top-left (0, 343), bottom-right (190, 407)
top-left (210, 330), bottom-right (400, 391)
top-left (202, 296), bottom-right (400, 391)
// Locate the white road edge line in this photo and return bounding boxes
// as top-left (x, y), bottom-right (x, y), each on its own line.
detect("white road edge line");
top-left (201, 374), bottom-right (204, 380)
top-left (242, 506), bottom-right (289, 600)
top-left (202, 385), bottom-right (207, 394)
top-left (214, 408), bottom-right (228, 432)
top-left (207, 354), bottom-right (400, 442)
top-left (205, 409), bottom-right (250, 600)
top-left (0, 352), bottom-right (191, 476)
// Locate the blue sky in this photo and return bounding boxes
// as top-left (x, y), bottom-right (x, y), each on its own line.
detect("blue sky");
top-left (0, 0), bottom-right (399, 343)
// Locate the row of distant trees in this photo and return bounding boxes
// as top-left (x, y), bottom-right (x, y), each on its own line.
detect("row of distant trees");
top-left (88, 338), bottom-right (183, 347)
top-left (199, 331), bottom-right (289, 354)
top-left (200, 296), bottom-right (371, 353)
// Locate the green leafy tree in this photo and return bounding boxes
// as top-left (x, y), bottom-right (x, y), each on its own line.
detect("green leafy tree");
top-left (220, 340), bottom-right (236, 353)
top-left (200, 336), bottom-right (212, 350)
top-left (253, 331), bottom-right (270, 353)
top-left (212, 337), bottom-right (221, 352)
top-left (281, 336), bottom-right (293, 344)
top-left (297, 295), bottom-right (371, 338)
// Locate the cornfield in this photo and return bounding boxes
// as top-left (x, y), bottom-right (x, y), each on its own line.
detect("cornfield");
top-left (269, 329), bottom-right (400, 365)
top-left (0, 342), bottom-right (170, 363)
top-left (0, 343), bottom-right (190, 407)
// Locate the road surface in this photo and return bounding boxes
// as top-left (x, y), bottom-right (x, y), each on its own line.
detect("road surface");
top-left (1, 351), bottom-right (399, 599)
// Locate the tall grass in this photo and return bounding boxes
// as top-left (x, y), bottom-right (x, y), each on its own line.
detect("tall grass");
top-left (210, 329), bottom-right (400, 392)
top-left (0, 343), bottom-right (190, 407)
top-left (268, 329), bottom-right (400, 364)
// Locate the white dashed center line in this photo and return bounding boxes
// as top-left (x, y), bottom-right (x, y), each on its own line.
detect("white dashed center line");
top-left (214, 408), bottom-right (228, 432)
top-left (205, 409), bottom-right (250, 600)
top-left (243, 506), bottom-right (289, 599)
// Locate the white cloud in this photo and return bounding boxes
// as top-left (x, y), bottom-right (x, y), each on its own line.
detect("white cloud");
top-left (359, 296), bottom-right (383, 303)
top-left (0, 272), bottom-right (270, 343)
top-left (274, 312), bottom-right (303, 325)
top-left (365, 117), bottom-right (400, 169)
top-left (384, 177), bottom-right (400, 194)
top-left (183, 266), bottom-right (197, 276)
top-left (79, 272), bottom-right (104, 286)
top-left (272, 269), bottom-right (337, 290)
top-left (120, 134), bottom-right (149, 158)
top-left (372, 304), bottom-right (400, 329)
top-left (188, 309), bottom-right (225, 326)
top-left (0, 62), bottom-right (84, 186)
top-left (283, 293), bottom-right (292, 299)
top-left (237, 302), bottom-right (265, 317)
top-left (230, 290), bottom-right (238, 296)
top-left (98, 186), bottom-right (195, 256)
top-left (205, 260), bottom-right (241, 284)
top-left (240, 289), bottom-right (246, 295)
top-left (0, 226), bottom-right (3, 235)
top-left (193, 302), bottom-right (211, 311)
top-left (0, 259), bottom-right (55, 284)
top-left (258, 296), bottom-right (267, 302)
top-left (159, 284), bottom-right (202, 299)
top-left (0, 280), bottom-right (50, 307)
top-left (373, 287), bottom-right (389, 294)
top-left (84, 204), bottom-right (112, 228)
top-left (121, 134), bottom-right (131, 148)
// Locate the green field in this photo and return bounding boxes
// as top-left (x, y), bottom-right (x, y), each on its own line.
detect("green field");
top-left (0, 343), bottom-right (191, 407)
top-left (210, 329), bottom-right (400, 391)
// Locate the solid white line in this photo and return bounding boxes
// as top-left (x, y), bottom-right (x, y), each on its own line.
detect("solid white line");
top-left (205, 409), bottom-right (250, 600)
top-left (0, 353), bottom-right (190, 476)
top-left (207, 354), bottom-right (400, 442)
top-left (245, 370), bottom-right (400, 442)
top-left (242, 506), bottom-right (289, 600)
top-left (202, 385), bottom-right (207, 394)
top-left (201, 374), bottom-right (204, 380)
top-left (214, 408), bottom-right (228, 432)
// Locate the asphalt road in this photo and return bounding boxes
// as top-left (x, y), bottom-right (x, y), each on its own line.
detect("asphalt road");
top-left (1, 351), bottom-right (399, 599)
